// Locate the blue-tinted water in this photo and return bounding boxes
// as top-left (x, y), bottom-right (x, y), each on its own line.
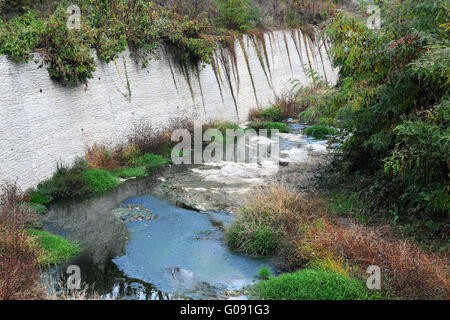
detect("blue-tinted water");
top-left (111, 195), bottom-right (271, 300)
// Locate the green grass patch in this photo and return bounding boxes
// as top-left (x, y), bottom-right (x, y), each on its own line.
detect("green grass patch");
top-left (84, 168), bottom-right (120, 192)
top-left (23, 202), bottom-right (48, 215)
top-left (226, 222), bottom-right (279, 256)
top-left (130, 153), bottom-right (170, 170)
top-left (28, 230), bottom-right (82, 265)
top-left (254, 269), bottom-right (377, 300)
top-left (248, 121), bottom-right (290, 134)
top-left (304, 125), bottom-right (337, 139)
top-left (260, 106), bottom-right (283, 122)
top-left (111, 167), bottom-right (148, 179)
top-left (257, 266), bottom-right (272, 280)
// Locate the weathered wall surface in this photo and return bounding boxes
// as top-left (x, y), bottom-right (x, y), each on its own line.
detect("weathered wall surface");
top-left (0, 29), bottom-right (338, 190)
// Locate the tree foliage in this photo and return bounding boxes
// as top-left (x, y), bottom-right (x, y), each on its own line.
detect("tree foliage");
top-left (320, 0), bottom-right (449, 216)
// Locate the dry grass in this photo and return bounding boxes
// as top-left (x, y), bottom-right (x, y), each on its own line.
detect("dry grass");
top-left (45, 280), bottom-right (101, 300)
top-left (226, 183), bottom-right (327, 268)
top-left (85, 143), bottom-right (121, 171)
top-left (275, 92), bottom-right (304, 119)
top-left (0, 184), bottom-right (45, 300)
top-left (228, 182), bottom-right (450, 299)
top-left (126, 118), bottom-right (194, 156)
top-left (86, 117), bottom-right (194, 168)
top-left (309, 220), bottom-right (450, 299)
top-left (248, 92), bottom-right (303, 121)
top-left (248, 108), bottom-right (261, 121)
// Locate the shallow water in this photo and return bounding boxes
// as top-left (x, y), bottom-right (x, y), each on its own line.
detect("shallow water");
top-left (48, 123), bottom-right (331, 300)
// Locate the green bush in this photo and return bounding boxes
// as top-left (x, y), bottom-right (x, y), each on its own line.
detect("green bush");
top-left (111, 167), bottom-right (148, 179)
top-left (0, 1), bottom-right (217, 84)
top-left (130, 153), bottom-right (170, 171)
top-left (304, 0), bottom-right (450, 217)
top-left (257, 266), bottom-right (272, 280)
top-left (40, 6), bottom-right (96, 85)
top-left (84, 168), bottom-right (120, 192)
top-left (28, 190), bottom-right (51, 205)
top-left (28, 229), bottom-right (82, 265)
top-left (34, 159), bottom-right (92, 202)
top-left (260, 106), bottom-right (283, 122)
top-left (254, 269), bottom-right (375, 300)
top-left (248, 121), bottom-right (290, 134)
top-left (226, 220), bottom-right (279, 256)
top-left (304, 125), bottom-right (337, 139)
top-left (0, 11), bottom-right (45, 62)
top-left (216, 0), bottom-right (259, 32)
top-left (32, 159), bottom-right (120, 202)
top-left (24, 202), bottom-right (48, 215)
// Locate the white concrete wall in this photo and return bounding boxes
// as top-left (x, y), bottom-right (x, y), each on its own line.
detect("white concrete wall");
top-left (0, 30), bottom-right (338, 190)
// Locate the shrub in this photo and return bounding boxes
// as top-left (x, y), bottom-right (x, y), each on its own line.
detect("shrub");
top-left (226, 222), bottom-right (279, 256)
top-left (24, 202), bottom-right (48, 215)
top-left (248, 121), bottom-right (290, 134)
top-left (115, 145), bottom-right (141, 164)
top-left (40, 6), bottom-right (97, 85)
top-left (0, 184), bottom-right (44, 300)
top-left (296, 85), bottom-right (335, 124)
top-left (85, 143), bottom-right (121, 171)
top-left (254, 269), bottom-right (375, 300)
top-left (128, 121), bottom-right (172, 155)
top-left (216, 0), bottom-right (259, 32)
top-left (312, 1), bottom-right (450, 217)
top-left (310, 219), bottom-right (450, 299)
top-left (257, 266), bottom-right (272, 280)
top-left (260, 106), bottom-right (283, 122)
top-left (130, 153), bottom-right (170, 171)
top-left (248, 108), bottom-right (261, 121)
top-left (202, 121), bottom-right (241, 144)
top-left (0, 11), bottom-right (45, 62)
top-left (28, 230), bottom-right (81, 265)
top-left (111, 167), bottom-right (148, 179)
top-left (203, 121), bottom-right (240, 136)
top-left (126, 118), bottom-right (193, 157)
top-left (304, 125), bottom-right (337, 139)
top-left (225, 183), bottom-right (326, 264)
top-left (34, 159), bottom-right (91, 202)
top-left (28, 190), bottom-right (51, 205)
top-left (83, 168), bottom-right (119, 193)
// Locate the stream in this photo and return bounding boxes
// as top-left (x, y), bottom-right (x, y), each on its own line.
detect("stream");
top-left (44, 123), bottom-right (332, 300)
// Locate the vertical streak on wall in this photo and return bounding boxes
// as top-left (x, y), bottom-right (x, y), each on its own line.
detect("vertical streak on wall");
top-left (283, 31), bottom-right (294, 76)
top-left (238, 37), bottom-right (259, 108)
top-left (211, 52), bottom-right (225, 104)
top-left (180, 61), bottom-right (196, 107)
top-left (225, 36), bottom-right (240, 94)
top-left (322, 38), bottom-right (332, 64)
top-left (250, 34), bottom-right (273, 91)
top-left (317, 40), bottom-right (329, 83)
top-left (218, 46), bottom-right (239, 120)
top-left (164, 47), bottom-right (179, 92)
top-left (290, 29), bottom-right (309, 86)
top-left (193, 65), bottom-right (207, 118)
top-left (300, 30), bottom-right (314, 73)
top-left (267, 31), bottom-right (276, 67)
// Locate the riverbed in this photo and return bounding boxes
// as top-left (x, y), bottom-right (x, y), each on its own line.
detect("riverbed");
top-left (45, 123), bottom-right (332, 300)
